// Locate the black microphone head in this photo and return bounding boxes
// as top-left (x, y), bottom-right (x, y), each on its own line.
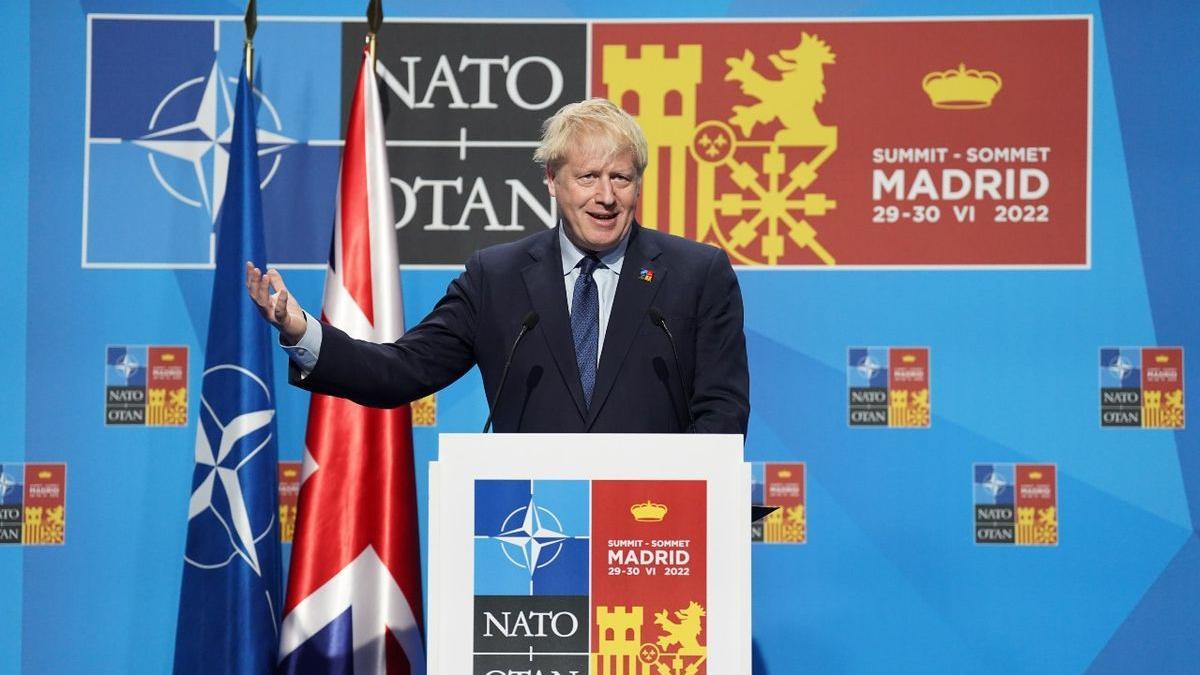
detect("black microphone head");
top-left (521, 311), bottom-right (540, 330)
top-left (647, 307), bottom-right (665, 326)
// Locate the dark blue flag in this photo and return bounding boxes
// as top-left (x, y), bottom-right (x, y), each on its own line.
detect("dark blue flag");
top-left (173, 65), bottom-right (282, 674)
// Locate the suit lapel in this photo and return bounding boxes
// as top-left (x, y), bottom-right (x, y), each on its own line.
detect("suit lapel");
top-left (522, 230), bottom-right (588, 421)
top-left (586, 224), bottom-right (664, 429)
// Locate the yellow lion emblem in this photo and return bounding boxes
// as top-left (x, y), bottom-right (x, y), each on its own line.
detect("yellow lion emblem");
top-left (724, 33), bottom-right (837, 145)
top-left (653, 601), bottom-right (706, 655)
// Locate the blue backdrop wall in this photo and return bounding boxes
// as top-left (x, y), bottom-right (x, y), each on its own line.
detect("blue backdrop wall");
top-left (3, 1), bottom-right (1198, 673)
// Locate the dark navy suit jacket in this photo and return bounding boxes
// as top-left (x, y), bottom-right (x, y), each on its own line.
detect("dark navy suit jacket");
top-left (292, 223), bottom-right (750, 435)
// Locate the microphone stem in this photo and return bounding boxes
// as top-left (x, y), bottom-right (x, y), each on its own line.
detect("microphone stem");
top-left (659, 321), bottom-right (697, 433)
top-left (482, 325), bottom-right (529, 433)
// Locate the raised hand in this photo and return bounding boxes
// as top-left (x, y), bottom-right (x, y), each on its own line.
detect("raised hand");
top-left (245, 262), bottom-right (307, 345)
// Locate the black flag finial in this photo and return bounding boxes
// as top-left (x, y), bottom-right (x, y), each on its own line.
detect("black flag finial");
top-left (367, 0), bottom-right (383, 35)
top-left (366, 0), bottom-right (383, 67)
top-left (244, 0), bottom-right (258, 41)
top-left (243, 0), bottom-right (257, 82)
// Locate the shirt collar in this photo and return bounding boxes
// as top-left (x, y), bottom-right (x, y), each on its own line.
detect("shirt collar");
top-left (558, 224), bottom-right (628, 276)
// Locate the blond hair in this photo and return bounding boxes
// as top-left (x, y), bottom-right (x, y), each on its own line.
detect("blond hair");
top-left (533, 98), bottom-right (649, 176)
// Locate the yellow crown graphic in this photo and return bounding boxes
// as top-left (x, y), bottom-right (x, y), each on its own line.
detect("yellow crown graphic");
top-left (1029, 471), bottom-right (1043, 480)
top-left (777, 469), bottom-right (793, 479)
top-left (922, 63), bottom-right (1002, 109)
top-left (161, 353), bottom-right (176, 362)
top-left (283, 468), bottom-right (298, 478)
top-left (1155, 355), bottom-right (1171, 364)
top-left (37, 471), bottom-right (53, 479)
top-left (631, 500), bottom-right (668, 522)
top-left (902, 354), bottom-right (917, 363)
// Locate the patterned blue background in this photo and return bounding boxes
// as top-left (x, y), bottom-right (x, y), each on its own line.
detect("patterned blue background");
top-left (2, 1), bottom-right (1197, 673)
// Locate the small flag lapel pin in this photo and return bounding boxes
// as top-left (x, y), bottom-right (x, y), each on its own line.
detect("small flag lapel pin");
top-left (639, 268), bottom-right (654, 282)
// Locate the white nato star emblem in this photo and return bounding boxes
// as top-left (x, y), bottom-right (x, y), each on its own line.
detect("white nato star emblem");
top-left (133, 59), bottom-right (294, 223)
top-left (1108, 355), bottom-right (1134, 383)
top-left (186, 364), bottom-right (275, 576)
top-left (495, 497), bottom-right (568, 576)
top-left (0, 471), bottom-right (16, 500)
top-left (856, 354), bottom-right (881, 381)
top-left (982, 471), bottom-right (1008, 497)
top-left (114, 352), bottom-right (140, 379)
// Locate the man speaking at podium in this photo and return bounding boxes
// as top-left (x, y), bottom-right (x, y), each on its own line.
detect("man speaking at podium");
top-left (247, 98), bottom-right (749, 435)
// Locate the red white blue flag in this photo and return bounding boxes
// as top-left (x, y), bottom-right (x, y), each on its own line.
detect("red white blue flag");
top-left (277, 49), bottom-right (425, 674)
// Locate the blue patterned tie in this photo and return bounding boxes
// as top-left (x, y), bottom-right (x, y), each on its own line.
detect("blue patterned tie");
top-left (571, 254), bottom-right (602, 407)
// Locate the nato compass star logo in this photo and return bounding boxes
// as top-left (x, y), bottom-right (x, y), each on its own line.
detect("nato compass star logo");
top-left (113, 352), bottom-right (140, 380)
top-left (856, 353), bottom-right (882, 381)
top-left (186, 364), bottom-right (276, 577)
top-left (493, 496), bottom-right (571, 576)
top-left (0, 469), bottom-right (19, 505)
top-left (1107, 354), bottom-right (1135, 384)
top-left (981, 471), bottom-right (1008, 498)
top-left (135, 59), bottom-right (294, 223)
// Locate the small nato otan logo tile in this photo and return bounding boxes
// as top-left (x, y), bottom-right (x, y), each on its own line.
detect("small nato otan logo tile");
top-left (847, 347), bottom-right (931, 427)
top-left (751, 462), bottom-right (806, 544)
top-left (1100, 347), bottom-right (1185, 429)
top-left (974, 463), bottom-right (1057, 546)
top-left (106, 345), bottom-right (188, 426)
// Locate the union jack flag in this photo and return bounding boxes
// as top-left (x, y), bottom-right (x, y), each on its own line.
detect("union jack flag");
top-left (277, 48), bottom-right (425, 674)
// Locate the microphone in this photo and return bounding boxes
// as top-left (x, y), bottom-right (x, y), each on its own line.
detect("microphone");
top-left (648, 307), bottom-right (696, 432)
top-left (482, 311), bottom-right (540, 433)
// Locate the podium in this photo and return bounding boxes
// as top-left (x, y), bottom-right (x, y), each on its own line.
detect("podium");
top-left (428, 433), bottom-right (750, 674)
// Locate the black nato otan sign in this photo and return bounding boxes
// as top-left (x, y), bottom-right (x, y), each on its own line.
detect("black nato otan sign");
top-left (473, 595), bottom-right (589, 675)
top-left (342, 23), bottom-right (587, 265)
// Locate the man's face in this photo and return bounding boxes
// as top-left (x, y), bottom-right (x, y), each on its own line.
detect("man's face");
top-left (547, 140), bottom-right (640, 252)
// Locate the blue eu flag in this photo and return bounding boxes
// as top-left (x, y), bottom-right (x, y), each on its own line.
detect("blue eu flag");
top-left (173, 65), bottom-right (282, 674)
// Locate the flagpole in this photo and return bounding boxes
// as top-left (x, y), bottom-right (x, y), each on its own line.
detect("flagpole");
top-left (244, 0), bottom-right (257, 84)
top-left (244, 42), bottom-right (253, 84)
top-left (367, 0), bottom-right (381, 67)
